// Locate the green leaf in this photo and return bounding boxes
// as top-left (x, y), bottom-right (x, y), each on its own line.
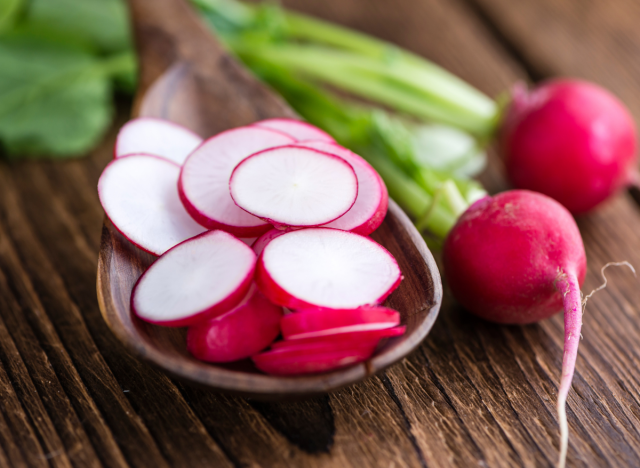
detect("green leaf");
top-left (0, 0), bottom-right (25, 33)
top-left (24, 0), bottom-right (131, 53)
top-left (0, 35), bottom-right (114, 158)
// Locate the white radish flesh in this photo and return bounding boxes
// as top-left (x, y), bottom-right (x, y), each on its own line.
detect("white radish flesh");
top-left (229, 146), bottom-right (358, 227)
top-left (131, 230), bottom-right (256, 327)
top-left (256, 228), bottom-right (402, 309)
top-left (179, 127), bottom-right (294, 237)
top-left (98, 154), bottom-right (207, 256)
top-left (253, 118), bottom-right (335, 142)
top-left (281, 307), bottom-right (400, 340)
top-left (297, 141), bottom-right (388, 235)
top-left (115, 118), bottom-right (203, 164)
top-left (186, 287), bottom-right (283, 362)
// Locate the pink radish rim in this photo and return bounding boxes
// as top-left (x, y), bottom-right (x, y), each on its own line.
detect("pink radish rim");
top-left (252, 118), bottom-right (335, 142)
top-left (229, 146), bottom-right (359, 228)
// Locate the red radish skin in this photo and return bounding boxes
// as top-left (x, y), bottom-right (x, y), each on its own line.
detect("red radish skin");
top-left (131, 230), bottom-right (256, 327)
top-left (186, 287), bottom-right (283, 362)
top-left (443, 190), bottom-right (586, 468)
top-left (281, 307), bottom-right (400, 340)
top-left (502, 79), bottom-right (637, 214)
top-left (255, 228), bottom-right (402, 310)
top-left (115, 117), bottom-right (203, 164)
top-left (252, 347), bottom-right (374, 375)
top-left (252, 118), bottom-right (335, 142)
top-left (296, 141), bottom-right (389, 235)
top-left (251, 228), bottom-right (290, 256)
top-left (229, 146), bottom-right (359, 228)
top-left (98, 154), bottom-right (207, 256)
top-left (271, 326), bottom-right (406, 349)
top-left (179, 127), bottom-right (294, 237)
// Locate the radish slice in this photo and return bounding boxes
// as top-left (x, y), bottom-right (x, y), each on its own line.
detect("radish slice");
top-left (253, 346), bottom-right (374, 375)
top-left (179, 127), bottom-right (294, 237)
top-left (131, 230), bottom-right (256, 327)
top-left (296, 141), bottom-right (388, 235)
top-left (98, 154), bottom-right (207, 256)
top-left (256, 228), bottom-right (402, 309)
top-left (252, 118), bottom-right (335, 142)
top-left (186, 287), bottom-right (283, 362)
top-left (251, 228), bottom-right (290, 256)
top-left (272, 326), bottom-right (406, 348)
top-left (229, 146), bottom-right (358, 227)
top-left (281, 307), bottom-right (400, 340)
top-left (115, 118), bottom-right (203, 164)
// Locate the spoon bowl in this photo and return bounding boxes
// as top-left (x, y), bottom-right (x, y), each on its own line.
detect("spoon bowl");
top-left (96, 0), bottom-right (442, 399)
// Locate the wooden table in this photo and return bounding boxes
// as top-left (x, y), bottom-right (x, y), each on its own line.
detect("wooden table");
top-left (1, 0), bottom-right (640, 466)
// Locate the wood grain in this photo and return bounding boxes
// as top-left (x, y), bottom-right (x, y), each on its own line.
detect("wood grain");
top-left (0, 0), bottom-right (639, 466)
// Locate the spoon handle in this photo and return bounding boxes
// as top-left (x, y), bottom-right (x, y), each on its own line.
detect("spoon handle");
top-left (125, 0), bottom-right (295, 132)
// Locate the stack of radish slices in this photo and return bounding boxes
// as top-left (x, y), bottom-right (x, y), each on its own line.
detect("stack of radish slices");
top-left (99, 117), bottom-right (404, 375)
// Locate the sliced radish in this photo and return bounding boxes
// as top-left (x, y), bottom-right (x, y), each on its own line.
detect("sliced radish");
top-left (272, 326), bottom-right (406, 348)
top-left (252, 118), bottom-right (335, 142)
top-left (281, 307), bottom-right (400, 340)
top-left (297, 141), bottom-right (388, 235)
top-left (229, 146), bottom-right (358, 227)
top-left (256, 228), bottom-right (402, 309)
top-left (179, 127), bottom-right (294, 237)
top-left (98, 154), bottom-right (207, 256)
top-left (251, 228), bottom-right (290, 256)
top-left (252, 346), bottom-right (374, 375)
top-left (186, 286), bottom-right (283, 362)
top-left (131, 230), bottom-right (256, 327)
top-left (115, 117), bottom-right (203, 164)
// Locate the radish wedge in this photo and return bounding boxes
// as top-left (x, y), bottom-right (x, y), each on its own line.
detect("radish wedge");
top-left (252, 346), bottom-right (373, 375)
top-left (115, 118), bottom-right (203, 164)
top-left (256, 228), bottom-right (402, 309)
top-left (281, 307), bottom-right (400, 340)
top-left (229, 146), bottom-right (358, 227)
top-left (251, 228), bottom-right (290, 256)
top-left (253, 118), bottom-right (335, 142)
top-left (186, 287), bottom-right (283, 362)
top-left (297, 141), bottom-right (388, 235)
top-left (131, 230), bottom-right (256, 327)
top-left (98, 154), bottom-right (207, 256)
top-left (273, 326), bottom-right (406, 347)
top-left (179, 127), bottom-right (294, 237)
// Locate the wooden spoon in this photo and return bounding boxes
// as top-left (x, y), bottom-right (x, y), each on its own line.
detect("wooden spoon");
top-left (96, 0), bottom-right (442, 399)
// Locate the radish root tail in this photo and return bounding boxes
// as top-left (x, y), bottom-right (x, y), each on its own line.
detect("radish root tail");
top-left (555, 261), bottom-right (635, 468)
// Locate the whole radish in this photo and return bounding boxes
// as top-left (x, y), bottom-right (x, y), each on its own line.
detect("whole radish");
top-left (501, 79), bottom-right (637, 214)
top-left (443, 190), bottom-right (586, 468)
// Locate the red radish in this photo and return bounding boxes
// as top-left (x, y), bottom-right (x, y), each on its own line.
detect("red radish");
top-left (229, 146), bottom-right (358, 228)
top-left (131, 230), bottom-right (256, 327)
top-left (502, 79), bottom-right (637, 214)
top-left (252, 118), bottom-right (335, 142)
top-left (186, 287), bottom-right (283, 362)
top-left (115, 117), bottom-right (203, 164)
top-left (271, 326), bottom-right (405, 350)
top-left (442, 190), bottom-right (586, 468)
top-left (98, 154), bottom-right (207, 256)
top-left (281, 307), bottom-right (400, 340)
top-left (296, 141), bottom-right (388, 235)
top-left (179, 127), bottom-right (294, 237)
top-left (252, 346), bottom-right (374, 375)
top-left (251, 228), bottom-right (290, 256)
top-left (256, 228), bottom-right (401, 310)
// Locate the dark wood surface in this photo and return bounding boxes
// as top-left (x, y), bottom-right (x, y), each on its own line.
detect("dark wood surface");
top-left (96, 0), bottom-right (442, 399)
top-left (1, 0), bottom-right (640, 466)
